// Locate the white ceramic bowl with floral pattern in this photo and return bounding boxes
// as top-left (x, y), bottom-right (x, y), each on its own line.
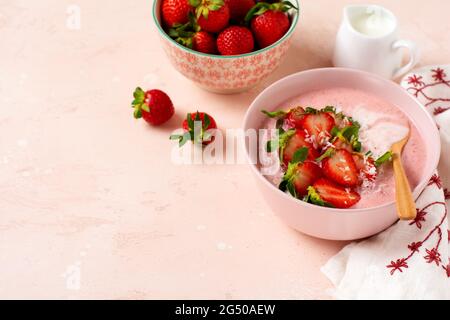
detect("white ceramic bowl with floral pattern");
top-left (152, 0), bottom-right (300, 94)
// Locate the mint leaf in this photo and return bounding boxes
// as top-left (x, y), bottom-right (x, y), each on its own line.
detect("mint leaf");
top-left (291, 147), bottom-right (309, 164)
top-left (316, 148), bottom-right (335, 162)
top-left (352, 140), bottom-right (362, 152)
top-left (286, 181), bottom-right (297, 198)
top-left (262, 110), bottom-right (287, 118)
top-left (279, 180), bottom-right (288, 192)
top-left (266, 140), bottom-right (278, 153)
top-left (341, 125), bottom-right (360, 142)
top-left (331, 126), bottom-right (340, 137)
top-left (375, 151), bottom-right (393, 167)
top-left (276, 118), bottom-right (285, 129)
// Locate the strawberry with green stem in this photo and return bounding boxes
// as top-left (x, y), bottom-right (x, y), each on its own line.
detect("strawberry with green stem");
top-left (245, 1), bottom-right (298, 48)
top-left (162, 0), bottom-right (193, 28)
top-left (168, 14), bottom-right (217, 54)
top-left (267, 128), bottom-right (319, 166)
top-left (190, 0), bottom-right (230, 33)
top-left (131, 87), bottom-right (174, 126)
top-left (306, 178), bottom-right (361, 209)
top-left (262, 106), bottom-right (306, 129)
top-left (170, 112), bottom-right (217, 146)
top-left (279, 147), bottom-right (322, 197)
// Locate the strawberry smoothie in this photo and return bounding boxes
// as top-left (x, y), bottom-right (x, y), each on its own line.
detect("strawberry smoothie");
top-left (261, 87), bottom-right (427, 209)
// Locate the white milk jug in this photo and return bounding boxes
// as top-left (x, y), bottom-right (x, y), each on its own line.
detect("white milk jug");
top-left (333, 5), bottom-right (420, 79)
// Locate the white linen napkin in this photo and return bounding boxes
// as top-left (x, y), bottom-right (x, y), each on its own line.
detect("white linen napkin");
top-left (321, 65), bottom-right (450, 300)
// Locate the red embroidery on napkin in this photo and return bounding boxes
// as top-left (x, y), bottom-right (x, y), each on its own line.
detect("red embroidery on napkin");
top-left (387, 200), bottom-right (448, 276)
top-left (432, 68), bottom-right (447, 82)
top-left (407, 74), bottom-right (425, 87)
top-left (434, 107), bottom-right (450, 116)
top-left (408, 242), bottom-right (422, 253)
top-left (409, 208), bottom-right (428, 229)
top-left (424, 248), bottom-right (442, 266)
top-left (387, 259), bottom-right (409, 275)
top-left (443, 261), bottom-right (450, 278)
top-left (406, 68), bottom-right (450, 108)
top-left (428, 174), bottom-right (443, 189)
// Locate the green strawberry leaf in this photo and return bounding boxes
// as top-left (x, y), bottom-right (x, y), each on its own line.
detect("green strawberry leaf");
top-left (303, 186), bottom-right (333, 207)
top-left (321, 106), bottom-right (336, 113)
top-left (304, 107), bottom-right (318, 114)
top-left (208, 4), bottom-right (221, 11)
top-left (189, 0), bottom-right (201, 7)
top-left (133, 107), bottom-right (142, 119)
top-left (187, 113), bottom-right (194, 130)
top-left (203, 113), bottom-right (211, 130)
top-left (279, 129), bottom-right (296, 163)
top-left (133, 87), bottom-right (145, 102)
top-left (375, 151), bottom-right (393, 167)
top-left (203, 130), bottom-right (213, 143)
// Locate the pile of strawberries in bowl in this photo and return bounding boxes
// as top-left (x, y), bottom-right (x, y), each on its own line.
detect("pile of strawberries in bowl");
top-left (162, 0), bottom-right (298, 55)
top-left (153, 0), bottom-right (300, 93)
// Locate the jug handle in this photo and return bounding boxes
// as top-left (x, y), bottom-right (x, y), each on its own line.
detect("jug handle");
top-left (392, 40), bottom-right (420, 79)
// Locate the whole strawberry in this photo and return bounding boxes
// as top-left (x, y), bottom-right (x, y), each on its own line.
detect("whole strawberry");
top-left (131, 88), bottom-right (174, 126)
top-left (193, 31), bottom-right (217, 53)
top-left (162, 0), bottom-right (193, 28)
top-left (217, 26), bottom-right (254, 55)
top-left (170, 112), bottom-right (217, 146)
top-left (245, 1), bottom-right (297, 48)
top-left (190, 0), bottom-right (230, 33)
top-left (169, 23), bottom-right (217, 54)
top-left (225, 0), bottom-right (255, 21)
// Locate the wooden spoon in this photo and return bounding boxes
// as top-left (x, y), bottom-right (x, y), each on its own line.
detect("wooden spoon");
top-left (391, 125), bottom-right (416, 221)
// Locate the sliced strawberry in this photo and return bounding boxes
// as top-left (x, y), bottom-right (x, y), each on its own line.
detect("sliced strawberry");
top-left (313, 178), bottom-right (361, 209)
top-left (332, 139), bottom-right (353, 153)
top-left (282, 130), bottom-right (319, 166)
top-left (353, 154), bottom-right (378, 182)
top-left (261, 106), bottom-right (305, 129)
top-left (285, 106), bottom-right (305, 129)
top-left (284, 161), bottom-right (322, 197)
top-left (322, 149), bottom-right (359, 187)
top-left (301, 112), bottom-right (335, 142)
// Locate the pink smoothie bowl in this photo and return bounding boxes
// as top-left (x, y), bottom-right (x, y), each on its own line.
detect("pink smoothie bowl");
top-left (243, 68), bottom-right (441, 241)
top-left (152, 0), bottom-right (299, 94)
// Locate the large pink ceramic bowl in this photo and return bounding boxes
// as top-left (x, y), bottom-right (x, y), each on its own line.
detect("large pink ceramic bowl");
top-left (152, 0), bottom-right (299, 94)
top-left (243, 68), bottom-right (441, 241)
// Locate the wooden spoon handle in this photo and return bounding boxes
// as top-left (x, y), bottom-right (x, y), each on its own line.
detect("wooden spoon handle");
top-left (392, 151), bottom-right (417, 221)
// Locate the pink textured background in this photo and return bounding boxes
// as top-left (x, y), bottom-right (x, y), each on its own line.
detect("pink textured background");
top-left (0, 0), bottom-right (449, 299)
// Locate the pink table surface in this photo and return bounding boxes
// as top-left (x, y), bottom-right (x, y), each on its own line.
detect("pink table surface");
top-left (0, 0), bottom-right (449, 300)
